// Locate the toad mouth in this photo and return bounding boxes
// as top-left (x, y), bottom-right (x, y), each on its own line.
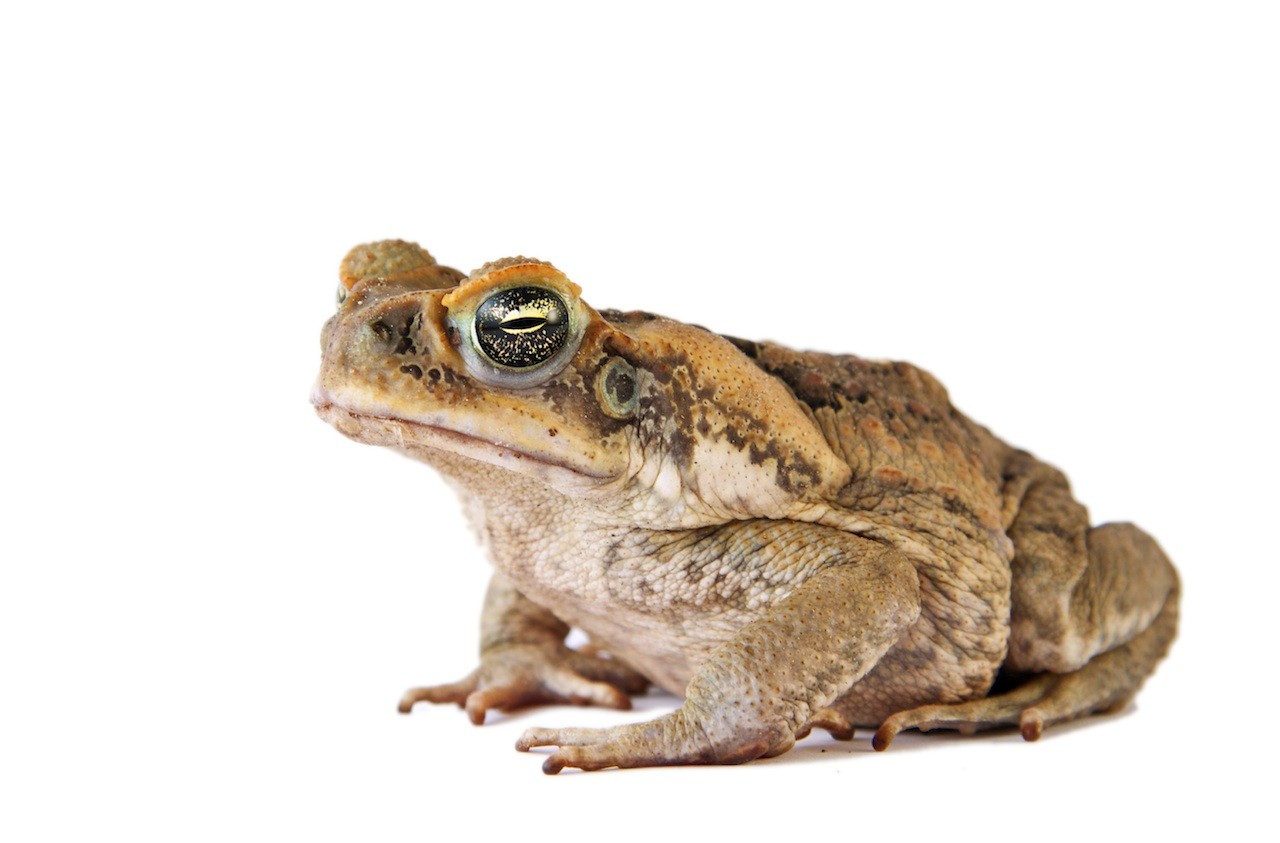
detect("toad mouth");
top-left (311, 396), bottom-right (612, 482)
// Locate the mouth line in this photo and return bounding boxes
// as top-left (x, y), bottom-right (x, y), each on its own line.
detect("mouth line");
top-left (314, 401), bottom-right (610, 481)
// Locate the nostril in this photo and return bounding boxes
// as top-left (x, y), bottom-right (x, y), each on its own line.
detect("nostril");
top-left (370, 320), bottom-right (394, 342)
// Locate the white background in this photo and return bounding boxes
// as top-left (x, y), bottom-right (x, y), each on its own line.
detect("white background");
top-left (3, 2), bottom-right (1276, 840)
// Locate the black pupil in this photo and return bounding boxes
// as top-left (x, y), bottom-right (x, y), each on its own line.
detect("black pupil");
top-left (475, 287), bottom-right (570, 368)
top-left (605, 366), bottom-right (635, 404)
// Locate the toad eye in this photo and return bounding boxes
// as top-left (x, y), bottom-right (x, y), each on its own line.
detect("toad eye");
top-left (473, 287), bottom-right (570, 368)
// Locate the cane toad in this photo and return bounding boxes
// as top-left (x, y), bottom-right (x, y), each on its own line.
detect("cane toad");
top-left (312, 240), bottom-right (1179, 773)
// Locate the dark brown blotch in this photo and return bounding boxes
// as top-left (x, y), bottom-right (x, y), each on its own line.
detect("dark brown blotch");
top-left (599, 309), bottom-right (662, 325)
top-left (759, 359), bottom-right (840, 411)
top-left (723, 424), bottom-right (746, 449)
top-left (720, 334), bottom-right (761, 359)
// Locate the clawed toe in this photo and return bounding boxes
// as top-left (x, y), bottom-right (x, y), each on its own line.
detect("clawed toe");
top-left (873, 674), bottom-right (1059, 750)
top-left (540, 745), bottom-right (615, 775)
top-left (514, 707), bottom-right (795, 773)
top-left (398, 672), bottom-right (479, 713)
top-left (800, 707), bottom-right (855, 741)
top-left (516, 726), bottom-right (607, 752)
top-left (516, 727), bottom-right (640, 774)
top-left (397, 642), bottom-right (649, 724)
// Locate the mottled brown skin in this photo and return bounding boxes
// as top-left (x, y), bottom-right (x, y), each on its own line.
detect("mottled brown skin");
top-left (313, 240), bottom-right (1179, 773)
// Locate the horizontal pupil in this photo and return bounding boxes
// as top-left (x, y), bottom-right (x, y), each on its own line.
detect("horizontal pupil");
top-left (500, 316), bottom-right (547, 332)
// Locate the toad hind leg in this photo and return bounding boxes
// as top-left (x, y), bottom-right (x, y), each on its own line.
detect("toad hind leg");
top-left (873, 578), bottom-right (1178, 749)
top-left (518, 540), bottom-right (921, 773)
top-left (874, 461), bottom-right (1180, 750)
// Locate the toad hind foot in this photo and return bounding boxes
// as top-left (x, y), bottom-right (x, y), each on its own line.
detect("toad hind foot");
top-left (872, 580), bottom-right (1179, 750)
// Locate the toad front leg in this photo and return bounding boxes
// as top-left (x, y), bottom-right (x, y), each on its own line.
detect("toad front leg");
top-left (518, 532), bottom-right (921, 773)
top-left (399, 574), bottom-right (649, 723)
